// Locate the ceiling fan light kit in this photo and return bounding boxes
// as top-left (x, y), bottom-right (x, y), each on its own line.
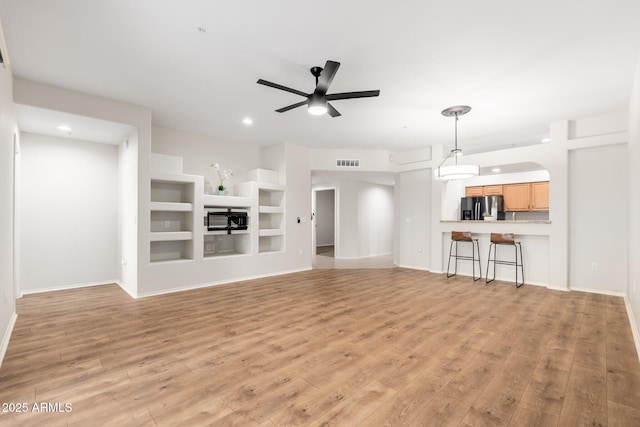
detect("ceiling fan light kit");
top-left (434, 105), bottom-right (480, 181)
top-left (257, 60), bottom-right (380, 117)
top-left (307, 93), bottom-right (328, 115)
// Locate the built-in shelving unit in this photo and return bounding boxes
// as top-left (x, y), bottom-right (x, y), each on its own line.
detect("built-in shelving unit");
top-left (149, 168), bottom-right (285, 263)
top-left (150, 173), bottom-right (198, 263)
top-left (257, 182), bottom-right (285, 253)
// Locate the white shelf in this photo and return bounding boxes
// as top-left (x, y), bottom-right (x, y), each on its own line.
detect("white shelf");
top-left (253, 182), bottom-right (285, 192)
top-left (150, 231), bottom-right (193, 242)
top-left (259, 205), bottom-right (284, 214)
top-left (150, 201), bottom-right (193, 212)
top-left (151, 172), bottom-right (200, 184)
top-left (259, 228), bottom-right (284, 237)
top-left (202, 194), bottom-right (252, 208)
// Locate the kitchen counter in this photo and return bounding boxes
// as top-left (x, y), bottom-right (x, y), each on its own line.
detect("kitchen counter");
top-left (437, 220), bottom-right (552, 284)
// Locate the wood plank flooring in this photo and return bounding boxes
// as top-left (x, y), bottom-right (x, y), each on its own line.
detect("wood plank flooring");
top-left (1, 268), bottom-right (640, 426)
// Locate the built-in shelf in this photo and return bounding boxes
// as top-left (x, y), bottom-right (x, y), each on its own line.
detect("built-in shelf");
top-left (259, 206), bottom-right (284, 214)
top-left (259, 228), bottom-right (284, 237)
top-left (150, 231), bottom-right (193, 242)
top-left (257, 183), bottom-right (285, 253)
top-left (150, 201), bottom-right (193, 212)
top-left (150, 174), bottom-right (197, 263)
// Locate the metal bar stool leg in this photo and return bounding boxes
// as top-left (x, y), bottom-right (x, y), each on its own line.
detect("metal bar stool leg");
top-left (515, 242), bottom-right (524, 288)
top-left (486, 242), bottom-right (495, 283)
top-left (446, 240), bottom-right (456, 278)
top-left (472, 239), bottom-right (481, 281)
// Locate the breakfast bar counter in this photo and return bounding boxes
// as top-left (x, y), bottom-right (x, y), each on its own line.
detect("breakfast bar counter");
top-left (438, 220), bottom-right (551, 285)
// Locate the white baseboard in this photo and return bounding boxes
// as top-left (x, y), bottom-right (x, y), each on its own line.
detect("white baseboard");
top-left (0, 311), bottom-right (17, 369)
top-left (624, 295), bottom-right (640, 366)
top-left (135, 267), bottom-right (313, 299)
top-left (20, 279), bottom-right (117, 297)
top-left (570, 287), bottom-right (626, 297)
top-left (333, 252), bottom-right (393, 260)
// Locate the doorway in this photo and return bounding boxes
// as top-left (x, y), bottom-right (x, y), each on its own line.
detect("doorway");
top-left (312, 188), bottom-right (336, 257)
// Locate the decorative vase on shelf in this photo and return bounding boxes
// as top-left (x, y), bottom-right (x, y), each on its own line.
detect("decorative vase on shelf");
top-left (217, 187), bottom-right (225, 196)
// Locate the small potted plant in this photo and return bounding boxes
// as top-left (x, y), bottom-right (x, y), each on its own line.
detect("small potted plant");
top-left (211, 162), bottom-right (233, 195)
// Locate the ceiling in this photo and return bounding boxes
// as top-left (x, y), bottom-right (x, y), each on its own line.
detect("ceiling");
top-left (2, 1), bottom-right (640, 152)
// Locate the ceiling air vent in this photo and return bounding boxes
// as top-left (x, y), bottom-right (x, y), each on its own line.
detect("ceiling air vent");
top-left (336, 159), bottom-right (360, 168)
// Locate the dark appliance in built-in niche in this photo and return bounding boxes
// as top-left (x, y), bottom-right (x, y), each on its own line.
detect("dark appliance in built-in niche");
top-left (205, 208), bottom-right (248, 234)
top-left (461, 196), bottom-right (505, 220)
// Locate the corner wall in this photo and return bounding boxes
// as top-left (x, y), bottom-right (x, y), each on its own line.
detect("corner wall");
top-left (628, 53), bottom-right (640, 352)
top-left (0, 18), bottom-right (17, 367)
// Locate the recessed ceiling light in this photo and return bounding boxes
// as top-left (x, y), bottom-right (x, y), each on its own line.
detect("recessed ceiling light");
top-left (57, 125), bottom-right (72, 132)
top-left (491, 167), bottom-right (501, 173)
top-left (242, 117), bottom-right (253, 126)
top-left (541, 137), bottom-right (550, 143)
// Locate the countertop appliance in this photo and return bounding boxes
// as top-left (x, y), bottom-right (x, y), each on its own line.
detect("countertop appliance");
top-left (461, 195), bottom-right (505, 220)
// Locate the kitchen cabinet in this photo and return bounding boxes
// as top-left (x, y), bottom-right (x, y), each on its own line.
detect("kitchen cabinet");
top-left (465, 186), bottom-right (483, 197)
top-left (503, 183), bottom-right (531, 211)
top-left (482, 185), bottom-right (503, 196)
top-left (530, 181), bottom-right (549, 211)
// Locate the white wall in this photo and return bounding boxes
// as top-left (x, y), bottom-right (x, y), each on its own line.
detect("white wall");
top-left (118, 132), bottom-right (138, 296)
top-left (0, 19), bottom-right (18, 367)
top-left (20, 133), bottom-right (118, 292)
top-left (395, 168), bottom-right (431, 269)
top-left (333, 180), bottom-right (394, 259)
top-left (315, 189), bottom-right (335, 247)
top-left (628, 53), bottom-right (640, 352)
top-left (569, 144), bottom-right (628, 294)
top-left (357, 183), bottom-right (394, 257)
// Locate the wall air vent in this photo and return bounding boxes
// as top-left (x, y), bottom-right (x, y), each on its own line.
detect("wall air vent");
top-left (336, 159), bottom-right (360, 168)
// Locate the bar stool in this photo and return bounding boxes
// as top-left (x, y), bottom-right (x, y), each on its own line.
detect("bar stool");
top-left (486, 233), bottom-right (524, 288)
top-left (447, 231), bottom-right (482, 281)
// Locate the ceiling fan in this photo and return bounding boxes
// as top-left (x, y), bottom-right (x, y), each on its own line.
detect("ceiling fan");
top-left (257, 60), bottom-right (380, 117)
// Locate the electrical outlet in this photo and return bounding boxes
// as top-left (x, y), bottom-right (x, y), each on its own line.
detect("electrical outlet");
top-left (418, 247), bottom-right (423, 253)
top-left (590, 262), bottom-right (598, 271)
top-left (164, 221), bottom-right (171, 229)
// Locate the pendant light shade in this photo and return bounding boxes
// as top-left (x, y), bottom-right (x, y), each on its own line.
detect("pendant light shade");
top-left (434, 164), bottom-right (480, 180)
top-left (434, 105), bottom-right (479, 181)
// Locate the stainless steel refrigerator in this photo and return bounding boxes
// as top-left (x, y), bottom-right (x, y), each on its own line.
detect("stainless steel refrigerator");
top-left (461, 195), bottom-right (505, 220)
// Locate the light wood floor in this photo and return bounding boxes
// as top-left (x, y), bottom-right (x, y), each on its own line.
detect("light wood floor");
top-left (1, 269), bottom-right (640, 426)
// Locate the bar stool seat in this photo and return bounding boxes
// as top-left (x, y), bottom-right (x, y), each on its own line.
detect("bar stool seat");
top-left (447, 231), bottom-right (482, 281)
top-left (486, 233), bottom-right (524, 288)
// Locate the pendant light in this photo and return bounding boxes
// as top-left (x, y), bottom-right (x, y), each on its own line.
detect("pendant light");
top-left (434, 105), bottom-right (479, 180)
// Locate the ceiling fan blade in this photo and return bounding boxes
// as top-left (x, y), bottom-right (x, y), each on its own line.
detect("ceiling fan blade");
top-left (275, 100), bottom-right (308, 113)
top-left (257, 79), bottom-right (309, 98)
top-left (326, 90), bottom-right (380, 101)
top-left (327, 103), bottom-right (341, 118)
top-left (314, 60), bottom-right (340, 95)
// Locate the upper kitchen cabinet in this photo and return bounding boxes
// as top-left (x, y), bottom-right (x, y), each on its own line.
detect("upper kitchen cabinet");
top-left (503, 183), bottom-right (531, 211)
top-left (502, 181), bottom-right (549, 212)
top-left (482, 185), bottom-right (503, 196)
top-left (530, 181), bottom-right (549, 211)
top-left (465, 186), bottom-right (484, 197)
